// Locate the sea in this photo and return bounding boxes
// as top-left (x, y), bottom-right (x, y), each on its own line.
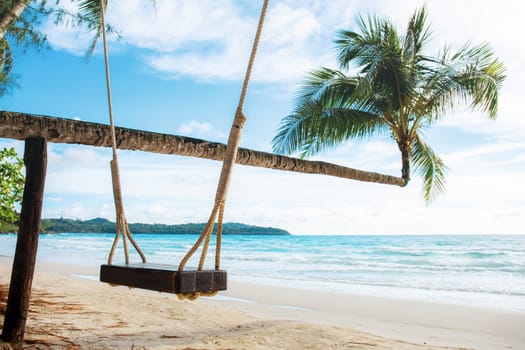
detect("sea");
top-left (1, 233), bottom-right (524, 313)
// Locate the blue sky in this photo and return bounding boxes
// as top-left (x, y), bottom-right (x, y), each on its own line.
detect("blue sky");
top-left (1, 0), bottom-right (524, 235)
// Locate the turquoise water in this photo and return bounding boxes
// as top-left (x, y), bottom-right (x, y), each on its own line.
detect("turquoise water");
top-left (1, 233), bottom-right (524, 312)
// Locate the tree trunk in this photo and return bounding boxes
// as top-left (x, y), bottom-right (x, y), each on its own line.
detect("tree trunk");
top-left (1, 137), bottom-right (47, 349)
top-left (398, 140), bottom-right (411, 186)
top-left (0, 110), bottom-right (405, 186)
top-left (0, 0), bottom-right (28, 40)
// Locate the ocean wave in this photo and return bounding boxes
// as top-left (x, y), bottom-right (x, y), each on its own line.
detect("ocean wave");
top-left (2, 233), bottom-right (525, 312)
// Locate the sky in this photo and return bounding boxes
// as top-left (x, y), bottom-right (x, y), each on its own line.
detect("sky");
top-left (1, 0), bottom-right (524, 235)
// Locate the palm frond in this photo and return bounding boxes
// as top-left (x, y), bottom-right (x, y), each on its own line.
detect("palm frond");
top-left (272, 99), bottom-right (386, 157)
top-left (410, 134), bottom-right (447, 202)
top-left (76, 0), bottom-right (104, 27)
top-left (72, 0), bottom-right (118, 61)
top-left (451, 43), bottom-right (505, 118)
top-left (296, 68), bottom-right (351, 106)
top-left (272, 101), bottom-right (323, 156)
top-left (73, 0), bottom-right (154, 60)
top-left (402, 6), bottom-right (432, 108)
top-left (334, 14), bottom-right (390, 71)
top-left (73, 0), bottom-right (104, 60)
top-left (298, 68), bottom-right (388, 115)
top-left (334, 29), bottom-right (364, 70)
top-left (420, 43), bottom-right (505, 122)
top-left (336, 14), bottom-right (417, 116)
top-left (411, 61), bottom-right (456, 122)
top-left (403, 6), bottom-right (431, 63)
top-left (83, 25), bottom-right (101, 60)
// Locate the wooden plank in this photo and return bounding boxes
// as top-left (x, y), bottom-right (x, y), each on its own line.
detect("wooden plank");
top-left (2, 138), bottom-right (47, 347)
top-left (99, 264), bottom-right (227, 294)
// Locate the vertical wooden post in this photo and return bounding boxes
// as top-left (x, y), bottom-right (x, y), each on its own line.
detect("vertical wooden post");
top-left (1, 138), bottom-right (47, 349)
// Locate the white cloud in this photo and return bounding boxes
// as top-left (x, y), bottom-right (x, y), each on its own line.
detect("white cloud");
top-left (44, 202), bottom-right (90, 220)
top-left (41, 0), bottom-right (96, 55)
top-left (43, 22), bottom-right (93, 56)
top-left (445, 142), bottom-right (525, 168)
top-left (45, 146), bottom-right (112, 196)
top-left (178, 120), bottom-right (226, 139)
top-left (41, 0), bottom-right (339, 81)
top-left (110, 0), bottom-right (255, 81)
top-left (110, 0), bottom-right (249, 52)
top-left (313, 139), bottom-right (400, 174)
top-left (0, 140), bottom-right (24, 155)
top-left (42, 1), bottom-right (524, 87)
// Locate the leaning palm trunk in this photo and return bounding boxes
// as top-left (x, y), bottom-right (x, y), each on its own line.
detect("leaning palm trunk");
top-left (0, 110), bottom-right (406, 186)
top-left (0, 0), bottom-right (28, 40)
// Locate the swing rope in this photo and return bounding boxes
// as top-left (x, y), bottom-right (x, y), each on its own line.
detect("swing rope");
top-left (98, 0), bottom-right (269, 298)
top-left (99, 0), bottom-right (146, 265)
top-left (177, 0), bottom-right (269, 300)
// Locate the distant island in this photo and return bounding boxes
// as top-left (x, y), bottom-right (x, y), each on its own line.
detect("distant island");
top-left (39, 218), bottom-right (290, 235)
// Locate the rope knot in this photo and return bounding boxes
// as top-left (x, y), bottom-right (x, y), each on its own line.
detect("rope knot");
top-left (234, 110), bottom-right (247, 128)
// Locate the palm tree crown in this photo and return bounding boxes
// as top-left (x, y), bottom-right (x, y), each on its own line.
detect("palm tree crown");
top-left (272, 7), bottom-right (505, 202)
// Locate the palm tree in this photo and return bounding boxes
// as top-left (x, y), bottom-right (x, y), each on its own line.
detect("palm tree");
top-left (272, 7), bottom-right (505, 202)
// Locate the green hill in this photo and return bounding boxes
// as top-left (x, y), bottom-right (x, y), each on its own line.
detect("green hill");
top-left (40, 218), bottom-right (290, 235)
top-left (0, 219), bottom-right (18, 233)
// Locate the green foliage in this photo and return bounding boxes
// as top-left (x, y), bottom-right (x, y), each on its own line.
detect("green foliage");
top-left (68, 0), bottom-right (124, 60)
top-left (0, 147), bottom-right (24, 224)
top-left (1, 0), bottom-right (49, 95)
top-left (273, 6), bottom-right (505, 202)
top-left (1, 1), bottom-right (48, 48)
top-left (0, 38), bottom-right (18, 95)
top-left (0, 218), bottom-right (18, 233)
top-left (0, 0), bottom-right (119, 96)
top-left (41, 218), bottom-right (291, 235)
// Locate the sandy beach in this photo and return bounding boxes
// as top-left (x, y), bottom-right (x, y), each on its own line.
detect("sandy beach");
top-left (1, 256), bottom-right (524, 349)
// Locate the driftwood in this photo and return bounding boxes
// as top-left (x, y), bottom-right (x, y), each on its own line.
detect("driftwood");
top-left (0, 111), bottom-right (404, 186)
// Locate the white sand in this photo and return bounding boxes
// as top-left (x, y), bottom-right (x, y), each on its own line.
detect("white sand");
top-left (1, 257), bottom-right (524, 349)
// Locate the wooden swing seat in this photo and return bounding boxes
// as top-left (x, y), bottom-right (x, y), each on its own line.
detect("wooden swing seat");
top-left (99, 263), bottom-right (227, 294)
